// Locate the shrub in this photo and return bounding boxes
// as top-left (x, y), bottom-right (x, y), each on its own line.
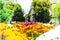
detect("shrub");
top-left (32, 0), bottom-right (51, 23)
top-left (12, 4), bottom-right (25, 22)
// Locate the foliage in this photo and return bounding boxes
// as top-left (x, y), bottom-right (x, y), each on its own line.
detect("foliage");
top-left (12, 4), bottom-right (25, 22)
top-left (28, 32), bottom-right (38, 40)
top-left (0, 0), bottom-right (4, 10)
top-left (0, 0), bottom-right (25, 23)
top-left (32, 0), bottom-right (51, 23)
top-left (55, 3), bottom-right (60, 22)
top-left (0, 1), bottom-right (15, 23)
top-left (0, 0), bottom-right (4, 22)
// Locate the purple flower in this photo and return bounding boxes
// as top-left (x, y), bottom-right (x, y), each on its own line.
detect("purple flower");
top-left (24, 22), bottom-right (36, 26)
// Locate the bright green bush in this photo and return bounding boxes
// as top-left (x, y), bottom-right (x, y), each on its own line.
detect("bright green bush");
top-left (0, 0), bottom-right (6, 23)
top-left (55, 3), bottom-right (60, 23)
top-left (0, 1), bottom-right (15, 23)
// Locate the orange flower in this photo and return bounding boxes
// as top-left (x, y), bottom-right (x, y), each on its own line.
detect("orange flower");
top-left (18, 23), bottom-right (54, 36)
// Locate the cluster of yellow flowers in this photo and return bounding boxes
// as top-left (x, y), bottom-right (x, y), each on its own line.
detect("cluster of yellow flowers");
top-left (0, 23), bottom-right (28, 40)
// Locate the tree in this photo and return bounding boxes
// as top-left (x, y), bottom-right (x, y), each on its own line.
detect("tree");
top-left (32, 0), bottom-right (51, 23)
top-left (12, 4), bottom-right (25, 22)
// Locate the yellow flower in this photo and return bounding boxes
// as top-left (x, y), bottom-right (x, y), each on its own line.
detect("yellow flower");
top-left (4, 28), bottom-right (28, 40)
top-left (0, 23), bottom-right (8, 31)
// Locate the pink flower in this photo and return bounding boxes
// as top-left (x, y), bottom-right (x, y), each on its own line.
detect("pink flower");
top-left (24, 22), bottom-right (36, 26)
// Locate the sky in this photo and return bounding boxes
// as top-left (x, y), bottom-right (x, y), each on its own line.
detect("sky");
top-left (17, 0), bottom-right (32, 15)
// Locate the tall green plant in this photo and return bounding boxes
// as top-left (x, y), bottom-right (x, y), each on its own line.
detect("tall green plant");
top-left (5, 1), bottom-right (15, 23)
top-left (32, 0), bottom-right (51, 23)
top-left (55, 3), bottom-right (60, 23)
top-left (0, 0), bottom-right (5, 23)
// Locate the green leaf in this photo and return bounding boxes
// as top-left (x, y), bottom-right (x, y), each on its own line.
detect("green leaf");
top-left (2, 35), bottom-right (6, 40)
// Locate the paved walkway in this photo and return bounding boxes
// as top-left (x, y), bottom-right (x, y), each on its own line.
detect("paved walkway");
top-left (36, 25), bottom-right (60, 40)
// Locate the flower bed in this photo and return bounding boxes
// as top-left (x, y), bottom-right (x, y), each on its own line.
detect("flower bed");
top-left (0, 23), bottom-right (28, 40)
top-left (0, 22), bottom-right (54, 40)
